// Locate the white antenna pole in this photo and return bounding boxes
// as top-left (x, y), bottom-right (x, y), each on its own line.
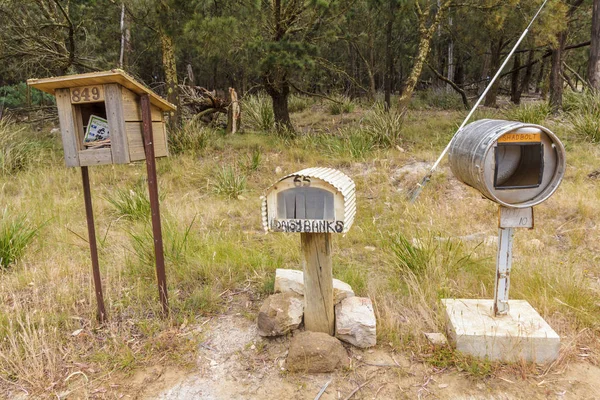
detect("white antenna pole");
top-left (410, 0), bottom-right (549, 202)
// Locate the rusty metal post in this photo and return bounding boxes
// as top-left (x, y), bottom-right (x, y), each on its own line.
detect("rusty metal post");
top-left (140, 94), bottom-right (169, 315)
top-left (81, 166), bottom-right (107, 323)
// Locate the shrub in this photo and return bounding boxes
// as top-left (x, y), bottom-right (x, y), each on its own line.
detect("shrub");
top-left (106, 180), bottom-right (164, 222)
top-left (0, 119), bottom-right (54, 175)
top-left (504, 102), bottom-right (550, 125)
top-left (238, 146), bottom-right (262, 172)
top-left (169, 120), bottom-right (213, 154)
top-left (361, 104), bottom-right (404, 147)
top-left (212, 166), bottom-right (246, 199)
top-left (0, 83), bottom-right (54, 109)
top-left (242, 93), bottom-right (274, 132)
top-left (328, 95), bottom-right (355, 115)
top-left (0, 209), bottom-right (38, 270)
top-left (564, 90), bottom-right (600, 142)
top-left (288, 94), bottom-right (312, 113)
top-left (411, 88), bottom-right (464, 110)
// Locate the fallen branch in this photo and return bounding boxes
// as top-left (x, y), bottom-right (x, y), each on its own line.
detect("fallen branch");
top-left (425, 61), bottom-right (470, 109)
top-left (343, 377), bottom-right (373, 400)
top-left (314, 379), bottom-right (332, 400)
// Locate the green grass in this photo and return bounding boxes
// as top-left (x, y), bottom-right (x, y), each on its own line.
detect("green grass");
top-left (1, 103), bottom-right (600, 396)
top-left (0, 208), bottom-right (39, 269)
top-left (242, 93), bottom-right (274, 132)
top-left (328, 95), bottom-right (356, 115)
top-left (503, 101), bottom-right (551, 125)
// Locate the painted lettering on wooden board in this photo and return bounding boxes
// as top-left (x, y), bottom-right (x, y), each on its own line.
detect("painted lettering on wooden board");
top-left (271, 219), bottom-right (344, 233)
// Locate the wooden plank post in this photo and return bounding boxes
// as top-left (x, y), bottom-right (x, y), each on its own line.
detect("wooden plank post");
top-left (81, 166), bottom-right (107, 323)
top-left (301, 232), bottom-right (334, 335)
top-left (140, 94), bottom-right (169, 316)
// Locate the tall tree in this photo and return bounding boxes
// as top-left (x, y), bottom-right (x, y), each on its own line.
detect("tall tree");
top-left (588, 0), bottom-right (600, 90)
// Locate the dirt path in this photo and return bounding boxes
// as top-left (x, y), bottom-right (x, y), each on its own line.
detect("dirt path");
top-left (112, 313), bottom-right (600, 400)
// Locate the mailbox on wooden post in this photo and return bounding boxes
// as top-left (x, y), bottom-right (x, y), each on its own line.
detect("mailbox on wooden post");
top-left (28, 70), bottom-right (175, 322)
top-left (262, 168), bottom-right (356, 335)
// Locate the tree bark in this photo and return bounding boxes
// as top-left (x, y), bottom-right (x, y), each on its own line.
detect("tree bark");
top-left (160, 31), bottom-right (180, 127)
top-left (549, 31), bottom-right (567, 113)
top-left (398, 0), bottom-right (450, 111)
top-left (588, 0), bottom-right (600, 90)
top-left (510, 52), bottom-right (521, 104)
top-left (484, 38), bottom-right (504, 107)
top-left (519, 49), bottom-right (535, 96)
top-left (384, 0), bottom-right (395, 111)
top-left (264, 75), bottom-right (293, 133)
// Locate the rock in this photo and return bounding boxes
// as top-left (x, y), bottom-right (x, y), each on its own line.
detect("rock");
top-left (423, 332), bottom-right (448, 346)
top-left (257, 293), bottom-right (304, 337)
top-left (275, 166), bottom-right (283, 175)
top-left (286, 331), bottom-right (349, 373)
top-left (335, 297), bottom-right (376, 348)
top-left (274, 268), bottom-right (354, 304)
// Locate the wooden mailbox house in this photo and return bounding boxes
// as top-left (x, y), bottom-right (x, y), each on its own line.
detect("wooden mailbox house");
top-left (28, 70), bottom-right (175, 167)
top-left (262, 167), bottom-right (356, 234)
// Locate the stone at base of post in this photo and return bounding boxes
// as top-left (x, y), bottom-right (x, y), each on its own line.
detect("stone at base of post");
top-left (301, 232), bottom-right (334, 335)
top-left (442, 299), bottom-right (560, 363)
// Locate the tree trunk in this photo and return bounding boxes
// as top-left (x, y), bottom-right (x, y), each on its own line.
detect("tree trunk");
top-left (446, 15), bottom-right (454, 92)
top-left (265, 76), bottom-right (293, 133)
top-left (384, 0), bottom-right (395, 111)
top-left (118, 3), bottom-right (131, 70)
top-left (510, 52), bottom-right (521, 104)
top-left (550, 31), bottom-right (567, 113)
top-left (398, 1), bottom-right (450, 111)
top-left (588, 0), bottom-right (600, 90)
top-left (160, 31), bottom-right (180, 127)
top-left (484, 38), bottom-right (504, 107)
top-left (520, 49), bottom-right (535, 96)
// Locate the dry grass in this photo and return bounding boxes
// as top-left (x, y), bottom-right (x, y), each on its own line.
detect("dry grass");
top-left (0, 105), bottom-right (599, 396)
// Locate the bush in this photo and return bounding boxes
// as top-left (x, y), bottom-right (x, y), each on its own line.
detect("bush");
top-left (361, 104), bottom-right (404, 147)
top-left (504, 102), bottom-right (550, 125)
top-left (0, 119), bottom-right (54, 175)
top-left (242, 93), bottom-right (274, 132)
top-left (212, 166), bottom-right (247, 199)
top-left (169, 120), bottom-right (213, 154)
top-left (0, 209), bottom-right (38, 270)
top-left (0, 83), bottom-right (55, 109)
top-left (328, 95), bottom-right (355, 115)
top-left (411, 88), bottom-right (464, 110)
top-left (564, 90), bottom-right (600, 142)
top-left (106, 180), bottom-right (164, 222)
top-left (288, 94), bottom-right (312, 113)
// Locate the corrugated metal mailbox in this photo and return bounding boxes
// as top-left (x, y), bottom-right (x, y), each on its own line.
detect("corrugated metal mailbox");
top-left (28, 69), bottom-right (175, 167)
top-left (262, 167), bottom-right (356, 234)
top-left (262, 168), bottom-right (356, 336)
top-left (448, 119), bottom-right (566, 208)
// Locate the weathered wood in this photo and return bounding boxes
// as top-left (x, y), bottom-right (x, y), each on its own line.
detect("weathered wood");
top-left (27, 70), bottom-right (176, 112)
top-left (122, 88), bottom-right (163, 121)
top-left (55, 88), bottom-right (80, 167)
top-left (301, 232), bottom-right (334, 335)
top-left (104, 84), bottom-right (130, 164)
top-left (79, 149), bottom-right (113, 166)
top-left (126, 121), bottom-right (168, 161)
top-left (70, 85), bottom-right (105, 104)
top-left (226, 87), bottom-right (240, 134)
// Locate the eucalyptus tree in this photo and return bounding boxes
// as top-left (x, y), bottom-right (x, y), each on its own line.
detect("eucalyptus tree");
top-left (588, 0), bottom-right (600, 89)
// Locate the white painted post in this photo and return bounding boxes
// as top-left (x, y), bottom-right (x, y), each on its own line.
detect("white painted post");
top-left (494, 206), bottom-right (534, 316)
top-left (493, 227), bottom-right (514, 316)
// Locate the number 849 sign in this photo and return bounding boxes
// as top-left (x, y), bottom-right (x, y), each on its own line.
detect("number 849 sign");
top-left (70, 85), bottom-right (104, 104)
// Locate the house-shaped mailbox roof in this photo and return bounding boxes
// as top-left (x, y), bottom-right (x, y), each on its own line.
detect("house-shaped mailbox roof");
top-left (262, 167), bottom-right (356, 234)
top-left (27, 69), bottom-right (176, 111)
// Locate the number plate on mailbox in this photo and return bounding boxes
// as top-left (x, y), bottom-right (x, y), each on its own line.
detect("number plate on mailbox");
top-left (70, 85), bottom-right (104, 104)
top-left (499, 206), bottom-right (534, 229)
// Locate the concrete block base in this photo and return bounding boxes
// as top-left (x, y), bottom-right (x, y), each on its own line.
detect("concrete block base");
top-left (442, 299), bottom-right (560, 363)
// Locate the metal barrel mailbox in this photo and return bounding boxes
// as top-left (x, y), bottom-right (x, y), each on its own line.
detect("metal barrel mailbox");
top-left (448, 119), bottom-right (566, 208)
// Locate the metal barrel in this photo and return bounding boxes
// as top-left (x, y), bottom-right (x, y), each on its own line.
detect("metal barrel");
top-left (448, 119), bottom-right (566, 208)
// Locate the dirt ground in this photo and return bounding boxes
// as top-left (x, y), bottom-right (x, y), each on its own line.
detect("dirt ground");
top-left (97, 307), bottom-right (600, 400)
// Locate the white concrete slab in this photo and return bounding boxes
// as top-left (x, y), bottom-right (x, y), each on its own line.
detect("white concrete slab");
top-left (442, 299), bottom-right (560, 363)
